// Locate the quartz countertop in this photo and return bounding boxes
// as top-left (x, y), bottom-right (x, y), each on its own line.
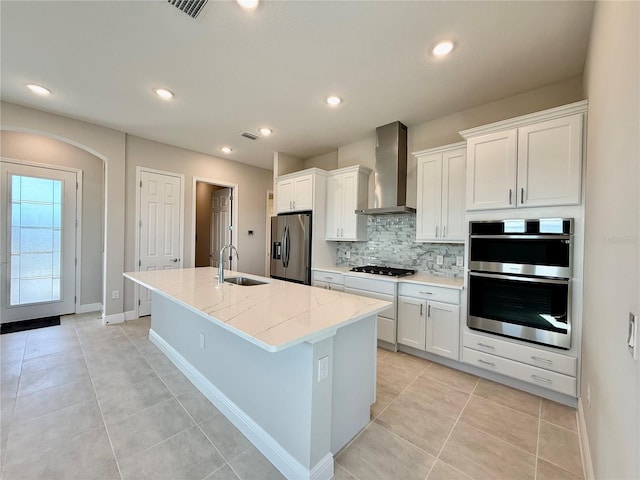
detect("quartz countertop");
top-left (312, 266), bottom-right (465, 290)
top-left (124, 267), bottom-right (390, 352)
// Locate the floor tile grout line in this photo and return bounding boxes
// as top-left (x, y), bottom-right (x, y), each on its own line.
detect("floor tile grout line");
top-left (434, 377), bottom-right (479, 462)
top-left (76, 321), bottom-right (127, 480)
top-left (534, 398), bottom-right (542, 480)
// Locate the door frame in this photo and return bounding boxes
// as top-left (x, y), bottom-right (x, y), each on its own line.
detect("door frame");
top-left (1, 157), bottom-right (83, 317)
top-left (134, 166), bottom-right (185, 319)
top-left (265, 190), bottom-right (273, 276)
top-left (191, 177), bottom-right (238, 270)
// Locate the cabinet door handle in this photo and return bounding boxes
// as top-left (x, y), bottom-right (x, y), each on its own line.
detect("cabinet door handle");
top-left (427, 304), bottom-right (431, 317)
top-left (477, 342), bottom-right (495, 350)
top-left (420, 304), bottom-right (423, 316)
top-left (478, 359), bottom-right (495, 367)
top-left (443, 226), bottom-right (446, 238)
top-left (531, 374), bottom-right (552, 384)
top-left (509, 189), bottom-right (512, 205)
top-left (292, 201), bottom-right (296, 209)
top-left (337, 228), bottom-right (340, 237)
top-left (341, 228), bottom-right (344, 237)
top-left (435, 226), bottom-right (439, 238)
top-left (419, 291), bottom-right (433, 295)
top-left (521, 187), bottom-right (524, 204)
top-left (531, 356), bottom-right (553, 365)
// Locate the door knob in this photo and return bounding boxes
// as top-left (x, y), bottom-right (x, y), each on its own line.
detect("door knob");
top-left (170, 258), bottom-right (179, 263)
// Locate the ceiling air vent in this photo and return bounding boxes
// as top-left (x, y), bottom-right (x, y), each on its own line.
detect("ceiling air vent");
top-left (168, 0), bottom-right (208, 19)
top-left (241, 132), bottom-right (260, 141)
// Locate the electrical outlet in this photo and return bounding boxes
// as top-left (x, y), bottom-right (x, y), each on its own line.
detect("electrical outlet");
top-left (456, 256), bottom-right (464, 267)
top-left (436, 255), bottom-right (444, 266)
top-left (318, 355), bottom-right (329, 382)
top-left (111, 290), bottom-right (119, 299)
top-left (586, 382), bottom-right (591, 407)
top-left (199, 333), bottom-right (205, 349)
top-left (346, 251), bottom-right (351, 259)
top-left (629, 312), bottom-right (638, 360)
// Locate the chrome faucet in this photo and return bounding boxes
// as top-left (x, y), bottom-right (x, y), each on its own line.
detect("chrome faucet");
top-left (218, 243), bottom-right (239, 285)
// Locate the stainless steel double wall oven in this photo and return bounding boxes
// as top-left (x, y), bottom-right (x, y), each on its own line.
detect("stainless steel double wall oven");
top-left (467, 219), bottom-right (574, 349)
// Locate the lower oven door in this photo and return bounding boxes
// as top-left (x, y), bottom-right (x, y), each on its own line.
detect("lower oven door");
top-left (467, 272), bottom-right (571, 349)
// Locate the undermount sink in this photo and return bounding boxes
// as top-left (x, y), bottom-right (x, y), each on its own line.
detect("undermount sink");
top-left (223, 277), bottom-right (268, 286)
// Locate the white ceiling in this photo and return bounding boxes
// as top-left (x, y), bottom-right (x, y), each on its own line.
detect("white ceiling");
top-left (1, 1), bottom-right (594, 170)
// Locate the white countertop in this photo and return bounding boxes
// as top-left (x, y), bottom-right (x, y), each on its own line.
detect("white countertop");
top-left (312, 266), bottom-right (465, 290)
top-left (124, 267), bottom-right (390, 352)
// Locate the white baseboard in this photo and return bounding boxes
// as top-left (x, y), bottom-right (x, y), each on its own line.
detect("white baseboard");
top-left (76, 303), bottom-right (102, 314)
top-left (101, 312), bottom-right (125, 325)
top-left (577, 397), bottom-right (595, 480)
top-left (149, 329), bottom-right (333, 480)
top-left (124, 310), bottom-right (138, 321)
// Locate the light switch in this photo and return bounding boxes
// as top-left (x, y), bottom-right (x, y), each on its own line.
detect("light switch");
top-left (436, 255), bottom-right (444, 266)
top-left (456, 256), bottom-right (464, 267)
top-left (199, 333), bottom-right (205, 349)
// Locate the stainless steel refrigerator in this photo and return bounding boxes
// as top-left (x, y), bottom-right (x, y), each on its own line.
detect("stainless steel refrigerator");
top-left (270, 212), bottom-right (312, 285)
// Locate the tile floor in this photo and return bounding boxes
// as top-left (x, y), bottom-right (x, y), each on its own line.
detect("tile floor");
top-left (0, 313), bottom-right (584, 480)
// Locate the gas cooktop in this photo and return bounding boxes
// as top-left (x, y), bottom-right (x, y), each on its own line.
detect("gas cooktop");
top-left (349, 266), bottom-right (416, 277)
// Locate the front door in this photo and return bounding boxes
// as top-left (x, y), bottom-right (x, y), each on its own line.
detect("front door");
top-left (137, 169), bottom-right (183, 317)
top-left (0, 160), bottom-right (77, 323)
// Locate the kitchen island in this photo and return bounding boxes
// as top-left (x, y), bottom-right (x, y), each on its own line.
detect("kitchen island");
top-left (123, 267), bottom-right (390, 480)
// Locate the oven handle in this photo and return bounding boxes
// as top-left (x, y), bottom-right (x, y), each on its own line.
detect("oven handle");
top-left (468, 271), bottom-right (569, 285)
top-left (470, 234), bottom-right (571, 240)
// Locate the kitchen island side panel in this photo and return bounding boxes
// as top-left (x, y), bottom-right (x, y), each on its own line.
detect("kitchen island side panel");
top-left (149, 292), bottom-right (330, 470)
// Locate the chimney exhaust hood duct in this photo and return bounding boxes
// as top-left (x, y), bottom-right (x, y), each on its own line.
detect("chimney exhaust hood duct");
top-left (356, 121), bottom-right (416, 215)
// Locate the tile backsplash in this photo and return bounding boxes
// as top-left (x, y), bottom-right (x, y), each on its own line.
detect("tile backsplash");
top-left (335, 215), bottom-right (465, 277)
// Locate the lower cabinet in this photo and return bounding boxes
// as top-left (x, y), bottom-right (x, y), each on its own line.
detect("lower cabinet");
top-left (397, 284), bottom-right (461, 360)
top-left (311, 270), bottom-right (344, 291)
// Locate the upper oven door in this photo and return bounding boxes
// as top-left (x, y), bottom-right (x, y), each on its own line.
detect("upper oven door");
top-left (469, 234), bottom-right (572, 278)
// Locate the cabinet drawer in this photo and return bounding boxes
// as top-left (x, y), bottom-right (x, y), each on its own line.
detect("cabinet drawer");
top-left (462, 348), bottom-right (576, 397)
top-left (312, 271), bottom-right (344, 285)
top-left (344, 276), bottom-right (396, 295)
top-left (378, 316), bottom-right (396, 344)
top-left (398, 283), bottom-right (460, 304)
top-left (344, 288), bottom-right (395, 319)
top-left (463, 331), bottom-right (577, 376)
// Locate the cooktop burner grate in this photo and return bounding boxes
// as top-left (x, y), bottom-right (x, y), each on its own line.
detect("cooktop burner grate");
top-left (349, 266), bottom-right (416, 277)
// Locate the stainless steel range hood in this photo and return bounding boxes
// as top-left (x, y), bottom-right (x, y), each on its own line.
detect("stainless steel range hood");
top-left (356, 121), bottom-right (415, 215)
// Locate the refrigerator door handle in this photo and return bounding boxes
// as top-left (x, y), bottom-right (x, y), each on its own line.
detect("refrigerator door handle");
top-left (282, 225), bottom-right (289, 268)
top-left (284, 225), bottom-right (291, 268)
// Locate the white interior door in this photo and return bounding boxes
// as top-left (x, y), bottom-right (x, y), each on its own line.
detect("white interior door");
top-left (1, 160), bottom-right (77, 323)
top-left (210, 188), bottom-right (230, 268)
top-left (137, 169), bottom-right (183, 317)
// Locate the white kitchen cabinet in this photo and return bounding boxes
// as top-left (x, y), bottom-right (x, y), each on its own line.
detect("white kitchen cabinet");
top-left (312, 269), bottom-right (345, 291)
top-left (461, 101), bottom-right (587, 211)
top-left (276, 172), bottom-right (313, 213)
top-left (414, 143), bottom-right (466, 242)
top-left (325, 166), bottom-right (371, 241)
top-left (397, 283), bottom-right (461, 360)
top-left (397, 296), bottom-right (426, 350)
top-left (344, 275), bottom-right (396, 345)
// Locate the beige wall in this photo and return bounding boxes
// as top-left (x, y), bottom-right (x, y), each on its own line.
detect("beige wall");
top-left (1, 131), bottom-right (104, 306)
top-left (124, 135), bottom-right (273, 311)
top-left (1, 101), bottom-right (126, 317)
top-left (582, 1), bottom-right (640, 478)
top-left (304, 151), bottom-right (338, 171)
top-left (2, 102), bottom-right (274, 317)
top-left (326, 77), bottom-right (584, 208)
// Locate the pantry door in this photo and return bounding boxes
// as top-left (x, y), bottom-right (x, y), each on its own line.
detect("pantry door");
top-left (136, 168), bottom-right (184, 317)
top-left (0, 160), bottom-right (77, 323)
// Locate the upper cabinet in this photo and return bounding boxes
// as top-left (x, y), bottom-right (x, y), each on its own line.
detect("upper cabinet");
top-left (414, 142), bottom-right (466, 242)
top-left (325, 166), bottom-right (371, 241)
top-left (276, 171), bottom-right (315, 213)
top-left (461, 101), bottom-right (587, 211)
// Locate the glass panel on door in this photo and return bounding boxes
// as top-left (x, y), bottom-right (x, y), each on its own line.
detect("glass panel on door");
top-left (10, 175), bottom-right (63, 306)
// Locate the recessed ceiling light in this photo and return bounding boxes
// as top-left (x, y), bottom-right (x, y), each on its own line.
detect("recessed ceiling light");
top-left (154, 88), bottom-right (174, 100)
top-left (26, 84), bottom-right (51, 96)
top-left (237, 0), bottom-right (259, 10)
top-left (259, 128), bottom-right (272, 136)
top-left (326, 96), bottom-right (342, 106)
top-left (220, 146), bottom-right (233, 154)
top-left (431, 40), bottom-right (455, 57)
